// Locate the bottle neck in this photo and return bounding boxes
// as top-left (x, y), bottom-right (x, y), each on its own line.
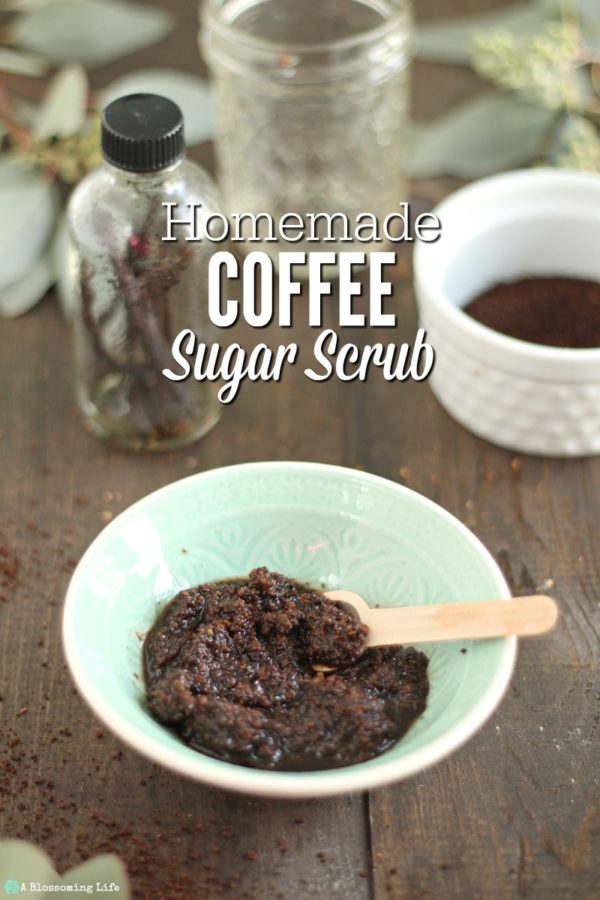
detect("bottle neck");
top-left (106, 156), bottom-right (185, 189)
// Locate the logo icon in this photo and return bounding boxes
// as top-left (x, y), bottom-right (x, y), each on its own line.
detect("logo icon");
top-left (3, 882), bottom-right (20, 895)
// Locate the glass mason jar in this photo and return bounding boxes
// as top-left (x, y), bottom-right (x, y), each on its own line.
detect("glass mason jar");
top-left (202, 0), bottom-right (413, 261)
top-left (67, 94), bottom-right (223, 451)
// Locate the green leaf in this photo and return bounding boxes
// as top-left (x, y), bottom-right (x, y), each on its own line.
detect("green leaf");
top-left (579, 0), bottom-right (600, 48)
top-left (408, 94), bottom-right (556, 179)
top-left (415, 1), bottom-right (553, 64)
top-left (0, 841), bottom-right (130, 899)
top-left (35, 64), bottom-right (88, 139)
top-left (0, 161), bottom-right (58, 290)
top-left (0, 0), bottom-right (63, 9)
top-left (101, 69), bottom-right (215, 145)
top-left (8, 0), bottom-right (174, 67)
top-left (0, 46), bottom-right (48, 75)
top-left (0, 840), bottom-right (57, 888)
top-left (61, 854), bottom-right (129, 897)
top-left (580, 0), bottom-right (600, 27)
top-left (0, 248), bottom-right (55, 317)
top-left (547, 113), bottom-right (600, 170)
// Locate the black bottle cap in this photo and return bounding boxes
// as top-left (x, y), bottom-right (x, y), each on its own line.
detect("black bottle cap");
top-left (101, 94), bottom-right (185, 173)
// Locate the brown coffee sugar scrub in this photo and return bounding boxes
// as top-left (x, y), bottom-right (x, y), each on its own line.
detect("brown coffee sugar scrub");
top-left (463, 276), bottom-right (600, 349)
top-left (143, 567), bottom-right (429, 771)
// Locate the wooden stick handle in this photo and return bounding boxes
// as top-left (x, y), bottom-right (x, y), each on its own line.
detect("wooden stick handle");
top-left (362, 595), bottom-right (559, 646)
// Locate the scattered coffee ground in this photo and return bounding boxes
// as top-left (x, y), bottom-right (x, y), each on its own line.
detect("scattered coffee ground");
top-left (0, 536), bottom-right (20, 603)
top-left (463, 276), bottom-right (600, 348)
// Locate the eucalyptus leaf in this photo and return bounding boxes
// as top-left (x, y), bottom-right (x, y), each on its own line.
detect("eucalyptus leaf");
top-left (0, 840), bottom-right (130, 898)
top-left (0, 161), bottom-right (58, 290)
top-left (0, 47), bottom-right (48, 75)
top-left (35, 64), bottom-right (88, 139)
top-left (408, 94), bottom-right (557, 179)
top-left (61, 854), bottom-right (129, 896)
top-left (580, 0), bottom-right (600, 27)
top-left (582, 32), bottom-right (600, 51)
top-left (0, 840), bottom-right (57, 887)
top-left (546, 113), bottom-right (600, 170)
top-left (579, 0), bottom-right (600, 49)
top-left (548, 113), bottom-right (591, 155)
top-left (0, 247), bottom-right (55, 317)
top-left (101, 69), bottom-right (215, 145)
top-left (415, 1), bottom-right (552, 64)
top-left (0, 0), bottom-right (67, 9)
top-left (8, 0), bottom-right (174, 67)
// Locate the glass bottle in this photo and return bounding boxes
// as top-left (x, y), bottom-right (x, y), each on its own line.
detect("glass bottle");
top-left (67, 94), bottom-right (222, 451)
top-left (202, 0), bottom-right (413, 263)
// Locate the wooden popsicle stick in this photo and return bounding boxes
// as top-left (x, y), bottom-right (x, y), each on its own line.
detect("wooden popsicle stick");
top-left (324, 591), bottom-right (559, 647)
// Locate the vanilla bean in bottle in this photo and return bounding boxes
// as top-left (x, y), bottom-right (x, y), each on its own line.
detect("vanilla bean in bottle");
top-left (67, 93), bottom-right (222, 450)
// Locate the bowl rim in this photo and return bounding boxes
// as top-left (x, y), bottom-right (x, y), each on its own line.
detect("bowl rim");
top-left (414, 167), bottom-right (600, 367)
top-left (62, 460), bottom-right (517, 798)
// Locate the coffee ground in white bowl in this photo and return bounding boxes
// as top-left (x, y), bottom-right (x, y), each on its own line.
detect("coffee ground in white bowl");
top-left (463, 276), bottom-right (600, 349)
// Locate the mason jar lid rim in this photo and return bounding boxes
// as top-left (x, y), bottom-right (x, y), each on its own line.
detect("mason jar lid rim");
top-left (203, 0), bottom-right (411, 57)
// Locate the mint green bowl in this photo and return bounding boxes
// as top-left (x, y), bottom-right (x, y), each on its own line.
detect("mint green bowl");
top-left (63, 462), bottom-right (515, 798)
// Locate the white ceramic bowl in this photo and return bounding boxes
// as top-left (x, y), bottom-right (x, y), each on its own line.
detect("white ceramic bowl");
top-left (414, 169), bottom-right (600, 456)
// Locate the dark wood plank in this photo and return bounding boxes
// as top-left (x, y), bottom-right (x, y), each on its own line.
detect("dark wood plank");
top-left (0, 296), bottom-right (373, 899)
top-left (368, 448), bottom-right (600, 899)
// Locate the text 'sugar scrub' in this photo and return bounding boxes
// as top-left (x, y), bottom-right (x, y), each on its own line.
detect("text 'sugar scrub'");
top-left (161, 203), bottom-right (441, 404)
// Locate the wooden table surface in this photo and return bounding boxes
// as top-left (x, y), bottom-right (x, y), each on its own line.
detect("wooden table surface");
top-left (1, 1), bottom-right (598, 898)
